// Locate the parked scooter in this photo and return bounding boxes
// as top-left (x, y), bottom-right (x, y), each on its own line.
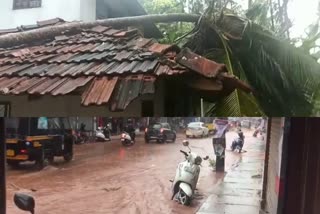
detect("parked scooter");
top-left (170, 140), bottom-right (209, 206)
top-left (121, 132), bottom-right (135, 146)
top-left (95, 127), bottom-right (111, 142)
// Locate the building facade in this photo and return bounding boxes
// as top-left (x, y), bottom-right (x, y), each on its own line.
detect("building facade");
top-left (0, 0), bottom-right (96, 29)
top-left (262, 118), bottom-right (320, 214)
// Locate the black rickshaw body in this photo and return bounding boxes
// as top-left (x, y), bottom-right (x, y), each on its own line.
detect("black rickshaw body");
top-left (5, 117), bottom-right (74, 169)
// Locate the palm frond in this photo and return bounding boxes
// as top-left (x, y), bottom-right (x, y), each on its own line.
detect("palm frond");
top-left (235, 23), bottom-right (320, 115)
top-left (204, 29), bottom-right (265, 116)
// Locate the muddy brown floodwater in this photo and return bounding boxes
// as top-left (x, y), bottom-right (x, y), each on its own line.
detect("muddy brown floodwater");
top-left (6, 132), bottom-right (242, 214)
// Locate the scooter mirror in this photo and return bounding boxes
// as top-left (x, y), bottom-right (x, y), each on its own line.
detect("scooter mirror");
top-left (14, 193), bottom-right (35, 213)
top-left (182, 140), bottom-right (189, 147)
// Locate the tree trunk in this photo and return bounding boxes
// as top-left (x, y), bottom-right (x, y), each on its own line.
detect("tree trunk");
top-left (0, 13), bottom-right (200, 48)
top-left (248, 0), bottom-right (253, 9)
top-left (269, 0), bottom-right (275, 31)
top-left (282, 0), bottom-right (290, 39)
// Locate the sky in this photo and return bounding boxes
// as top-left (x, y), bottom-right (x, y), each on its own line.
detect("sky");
top-left (237, 0), bottom-right (319, 38)
top-left (287, 0), bottom-right (319, 38)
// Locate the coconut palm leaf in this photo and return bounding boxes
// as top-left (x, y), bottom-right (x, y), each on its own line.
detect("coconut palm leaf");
top-left (216, 14), bottom-right (320, 115)
top-left (206, 90), bottom-right (266, 116)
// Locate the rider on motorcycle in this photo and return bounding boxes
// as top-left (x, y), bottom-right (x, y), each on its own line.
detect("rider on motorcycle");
top-left (79, 123), bottom-right (88, 142)
top-left (237, 128), bottom-right (244, 140)
top-left (125, 119), bottom-right (135, 141)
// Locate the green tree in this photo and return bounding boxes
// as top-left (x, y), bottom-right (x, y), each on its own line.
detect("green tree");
top-left (296, 2), bottom-right (320, 62)
top-left (246, 0), bottom-right (292, 40)
top-left (139, 0), bottom-right (194, 43)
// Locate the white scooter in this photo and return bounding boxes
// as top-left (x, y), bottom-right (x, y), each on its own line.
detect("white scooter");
top-left (95, 127), bottom-right (111, 142)
top-left (121, 132), bottom-right (135, 146)
top-left (170, 140), bottom-right (209, 206)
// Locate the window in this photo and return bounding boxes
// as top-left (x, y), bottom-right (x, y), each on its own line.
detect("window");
top-left (151, 124), bottom-right (161, 129)
top-left (188, 123), bottom-right (199, 128)
top-left (37, 117), bottom-right (48, 129)
top-left (13, 0), bottom-right (41, 10)
top-left (163, 124), bottom-right (171, 129)
top-left (0, 103), bottom-right (10, 117)
top-left (48, 118), bottom-right (62, 130)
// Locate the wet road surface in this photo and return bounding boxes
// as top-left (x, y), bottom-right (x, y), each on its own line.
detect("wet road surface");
top-left (6, 131), bottom-right (259, 214)
top-left (198, 130), bottom-right (266, 214)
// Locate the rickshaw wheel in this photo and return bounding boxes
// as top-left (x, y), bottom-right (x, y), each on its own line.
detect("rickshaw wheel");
top-left (35, 150), bottom-right (49, 170)
top-left (64, 153), bottom-right (73, 162)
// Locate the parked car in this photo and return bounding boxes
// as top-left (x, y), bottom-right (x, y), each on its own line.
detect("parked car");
top-left (241, 120), bottom-right (251, 129)
top-left (186, 122), bottom-right (209, 138)
top-left (145, 123), bottom-right (176, 143)
top-left (203, 123), bottom-right (216, 135)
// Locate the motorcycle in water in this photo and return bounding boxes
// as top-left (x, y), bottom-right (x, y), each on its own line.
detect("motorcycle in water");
top-left (170, 140), bottom-right (209, 206)
top-left (74, 130), bottom-right (89, 144)
top-left (231, 137), bottom-right (244, 153)
top-left (253, 128), bottom-right (261, 137)
top-left (231, 129), bottom-right (245, 153)
top-left (121, 132), bottom-right (135, 146)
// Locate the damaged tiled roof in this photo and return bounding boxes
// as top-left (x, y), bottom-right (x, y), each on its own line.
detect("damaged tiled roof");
top-left (0, 22), bottom-right (186, 110)
top-left (0, 19), bottom-right (252, 111)
top-left (0, 26), bottom-right (185, 77)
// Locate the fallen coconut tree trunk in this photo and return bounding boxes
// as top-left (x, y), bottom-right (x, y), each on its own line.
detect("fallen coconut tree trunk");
top-left (0, 13), bottom-right (200, 48)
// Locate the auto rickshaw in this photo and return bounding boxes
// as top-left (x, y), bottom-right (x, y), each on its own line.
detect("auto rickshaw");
top-left (5, 117), bottom-right (74, 170)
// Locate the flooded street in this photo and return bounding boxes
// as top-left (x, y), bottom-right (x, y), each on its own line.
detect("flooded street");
top-left (6, 130), bottom-right (262, 214)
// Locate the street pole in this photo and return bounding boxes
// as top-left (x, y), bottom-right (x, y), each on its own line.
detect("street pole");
top-left (200, 98), bottom-right (204, 117)
top-left (0, 117), bottom-right (6, 214)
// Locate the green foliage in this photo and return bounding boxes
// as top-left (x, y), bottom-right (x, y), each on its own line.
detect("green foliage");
top-left (138, 0), bottom-right (320, 116)
top-left (139, 0), bottom-right (183, 14)
top-left (139, 0), bottom-right (195, 43)
top-left (297, 2), bottom-right (320, 62)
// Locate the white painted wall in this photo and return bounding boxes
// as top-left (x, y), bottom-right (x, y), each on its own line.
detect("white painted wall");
top-left (0, 0), bottom-right (96, 29)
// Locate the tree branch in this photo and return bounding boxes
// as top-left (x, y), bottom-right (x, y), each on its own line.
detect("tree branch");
top-left (0, 13), bottom-right (200, 48)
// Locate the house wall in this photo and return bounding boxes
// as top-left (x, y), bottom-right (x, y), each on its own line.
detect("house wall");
top-left (264, 117), bottom-right (284, 214)
top-left (0, 94), bottom-right (161, 117)
top-left (0, 0), bottom-right (96, 29)
top-left (0, 79), bottom-right (165, 117)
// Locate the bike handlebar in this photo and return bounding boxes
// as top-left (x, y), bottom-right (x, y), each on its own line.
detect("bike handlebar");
top-left (180, 150), bottom-right (188, 156)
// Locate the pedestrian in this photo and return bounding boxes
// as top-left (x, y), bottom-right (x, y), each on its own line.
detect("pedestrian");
top-left (119, 119), bottom-right (123, 134)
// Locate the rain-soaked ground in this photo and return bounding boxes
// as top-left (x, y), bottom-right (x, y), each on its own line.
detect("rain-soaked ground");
top-left (6, 130), bottom-right (265, 214)
top-left (198, 131), bottom-right (266, 214)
